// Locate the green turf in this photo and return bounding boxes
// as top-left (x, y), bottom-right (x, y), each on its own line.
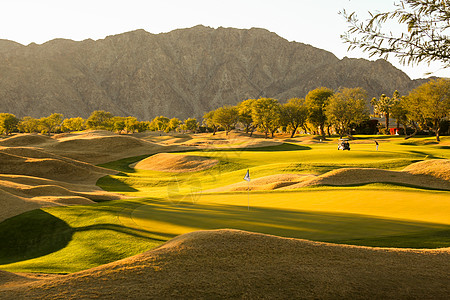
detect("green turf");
top-left (0, 135), bottom-right (449, 273)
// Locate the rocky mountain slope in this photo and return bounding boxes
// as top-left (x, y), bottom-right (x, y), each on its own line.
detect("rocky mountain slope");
top-left (0, 25), bottom-right (423, 120)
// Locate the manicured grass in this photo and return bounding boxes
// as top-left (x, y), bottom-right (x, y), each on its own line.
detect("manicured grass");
top-left (0, 135), bottom-right (449, 273)
top-left (0, 199), bottom-right (169, 273)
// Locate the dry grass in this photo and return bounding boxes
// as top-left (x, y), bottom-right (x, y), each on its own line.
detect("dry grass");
top-left (133, 153), bottom-right (219, 172)
top-left (46, 132), bottom-right (164, 164)
top-left (0, 134), bottom-right (55, 147)
top-left (211, 160), bottom-right (450, 192)
top-left (284, 160), bottom-right (450, 191)
top-left (403, 159), bottom-right (450, 181)
top-left (0, 147), bottom-right (114, 183)
top-left (1, 229), bottom-right (448, 299)
top-left (0, 146), bottom-right (124, 222)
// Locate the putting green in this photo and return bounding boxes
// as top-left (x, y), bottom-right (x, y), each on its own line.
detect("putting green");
top-left (127, 190), bottom-right (450, 243)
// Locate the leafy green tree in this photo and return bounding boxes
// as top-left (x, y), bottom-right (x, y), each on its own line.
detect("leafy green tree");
top-left (305, 87), bottom-right (334, 136)
top-left (280, 98), bottom-right (309, 138)
top-left (252, 98), bottom-right (281, 138)
top-left (150, 116), bottom-right (170, 132)
top-left (18, 116), bottom-right (40, 133)
top-left (112, 116), bottom-right (126, 133)
top-left (62, 117), bottom-right (85, 132)
top-left (86, 110), bottom-right (114, 130)
top-left (124, 117), bottom-right (139, 133)
top-left (390, 94), bottom-right (410, 136)
top-left (168, 118), bottom-right (181, 132)
top-left (39, 113), bottom-right (63, 135)
top-left (341, 0), bottom-right (450, 68)
top-left (184, 118), bottom-right (199, 133)
top-left (238, 99), bottom-right (257, 136)
top-left (406, 78), bottom-right (450, 141)
top-left (326, 88), bottom-right (369, 138)
top-left (203, 110), bottom-right (218, 135)
top-left (213, 106), bottom-right (239, 135)
top-left (0, 113), bottom-right (19, 135)
top-left (371, 93), bottom-right (397, 131)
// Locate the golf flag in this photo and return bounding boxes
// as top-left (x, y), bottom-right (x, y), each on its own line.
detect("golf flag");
top-left (244, 169), bottom-right (250, 182)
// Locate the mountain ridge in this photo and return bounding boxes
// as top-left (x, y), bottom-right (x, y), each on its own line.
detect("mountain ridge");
top-left (0, 25), bottom-right (425, 120)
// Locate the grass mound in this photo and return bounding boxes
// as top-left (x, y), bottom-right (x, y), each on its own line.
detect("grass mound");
top-left (403, 159), bottom-right (450, 181)
top-left (0, 149), bottom-right (113, 183)
top-left (282, 166), bottom-right (450, 191)
top-left (1, 229), bottom-right (448, 299)
top-left (0, 134), bottom-right (55, 147)
top-left (0, 147), bottom-right (122, 222)
top-left (46, 134), bottom-right (164, 164)
top-left (133, 153), bottom-right (219, 172)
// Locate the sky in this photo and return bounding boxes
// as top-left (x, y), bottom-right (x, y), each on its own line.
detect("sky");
top-left (0, 0), bottom-right (448, 79)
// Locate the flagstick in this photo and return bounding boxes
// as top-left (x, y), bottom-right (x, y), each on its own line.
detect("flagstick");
top-left (247, 180), bottom-right (250, 211)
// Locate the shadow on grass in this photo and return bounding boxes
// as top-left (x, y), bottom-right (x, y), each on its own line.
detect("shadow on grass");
top-left (211, 143), bottom-right (311, 152)
top-left (134, 199), bottom-right (450, 249)
top-left (98, 154), bottom-right (155, 173)
top-left (0, 204), bottom-right (174, 266)
top-left (75, 223), bottom-right (173, 242)
top-left (97, 175), bottom-right (139, 193)
top-left (0, 210), bottom-right (73, 265)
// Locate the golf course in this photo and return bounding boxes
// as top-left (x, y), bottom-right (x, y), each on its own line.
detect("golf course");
top-left (0, 131), bottom-right (449, 298)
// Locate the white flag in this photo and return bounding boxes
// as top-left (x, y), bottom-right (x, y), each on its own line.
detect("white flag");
top-left (243, 169), bottom-right (250, 182)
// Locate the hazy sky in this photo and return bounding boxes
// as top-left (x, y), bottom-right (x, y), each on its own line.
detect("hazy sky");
top-left (1, 0), bottom-right (448, 79)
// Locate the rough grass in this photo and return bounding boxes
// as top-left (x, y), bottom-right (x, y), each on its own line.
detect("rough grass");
top-left (1, 230), bottom-right (449, 299)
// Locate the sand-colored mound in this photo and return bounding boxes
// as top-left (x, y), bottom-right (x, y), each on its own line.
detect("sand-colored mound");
top-left (134, 153), bottom-right (219, 172)
top-left (45, 134), bottom-right (164, 164)
top-left (1, 229), bottom-right (448, 299)
top-left (282, 167), bottom-right (450, 191)
top-left (208, 174), bottom-right (315, 192)
top-left (0, 134), bottom-right (55, 147)
top-left (0, 176), bottom-right (121, 222)
top-left (403, 159), bottom-right (450, 181)
top-left (0, 147), bottom-right (123, 222)
top-left (0, 148), bottom-right (114, 183)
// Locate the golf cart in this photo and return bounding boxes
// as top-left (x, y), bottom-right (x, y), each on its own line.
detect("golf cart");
top-left (338, 138), bottom-right (350, 151)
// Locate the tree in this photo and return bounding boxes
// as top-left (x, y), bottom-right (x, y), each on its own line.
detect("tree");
top-left (86, 110), bottom-right (114, 130)
top-left (238, 99), bottom-right (257, 136)
top-left (252, 98), bottom-right (281, 138)
top-left (406, 78), bottom-right (450, 141)
top-left (203, 110), bottom-right (218, 135)
top-left (18, 116), bottom-right (40, 133)
top-left (0, 113), bottom-right (19, 135)
top-left (390, 94), bottom-right (410, 136)
top-left (371, 93), bottom-right (397, 131)
top-left (62, 117), bottom-right (85, 132)
top-left (39, 113), bottom-right (63, 135)
top-left (184, 118), bottom-right (199, 133)
top-left (112, 117), bottom-right (126, 133)
top-left (326, 88), bottom-right (370, 138)
top-left (305, 87), bottom-right (334, 136)
top-left (280, 98), bottom-right (309, 138)
top-left (124, 117), bottom-right (139, 133)
top-left (168, 118), bottom-right (181, 132)
top-left (341, 0), bottom-right (450, 68)
top-left (150, 116), bottom-right (170, 132)
top-left (212, 106), bottom-right (239, 135)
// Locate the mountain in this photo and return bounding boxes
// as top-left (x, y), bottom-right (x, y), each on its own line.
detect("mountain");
top-left (0, 25), bottom-right (424, 120)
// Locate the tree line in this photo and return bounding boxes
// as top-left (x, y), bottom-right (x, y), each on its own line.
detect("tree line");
top-left (0, 111), bottom-right (200, 136)
top-left (0, 79), bottom-right (449, 141)
top-left (203, 79), bottom-right (450, 141)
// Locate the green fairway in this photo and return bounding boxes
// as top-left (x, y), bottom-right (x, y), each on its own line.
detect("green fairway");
top-left (0, 135), bottom-right (449, 273)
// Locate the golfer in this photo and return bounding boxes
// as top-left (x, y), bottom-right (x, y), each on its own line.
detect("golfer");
top-left (375, 140), bottom-right (379, 151)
